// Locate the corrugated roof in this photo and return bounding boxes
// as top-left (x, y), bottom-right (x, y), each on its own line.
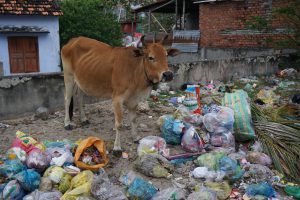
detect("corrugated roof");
top-left (0, 0), bottom-right (63, 16)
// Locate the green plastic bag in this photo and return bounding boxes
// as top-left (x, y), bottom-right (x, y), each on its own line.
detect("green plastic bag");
top-left (204, 181), bottom-right (231, 200)
top-left (222, 90), bottom-right (255, 141)
top-left (285, 186), bottom-right (300, 199)
top-left (195, 152), bottom-right (225, 170)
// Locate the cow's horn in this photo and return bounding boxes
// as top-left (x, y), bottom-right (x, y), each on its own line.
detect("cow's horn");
top-left (160, 34), bottom-right (168, 44)
top-left (140, 35), bottom-right (146, 48)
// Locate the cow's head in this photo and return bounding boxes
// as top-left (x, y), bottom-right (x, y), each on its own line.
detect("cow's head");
top-left (133, 35), bottom-right (180, 84)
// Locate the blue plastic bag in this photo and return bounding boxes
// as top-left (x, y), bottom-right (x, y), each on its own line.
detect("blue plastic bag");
top-left (0, 159), bottom-right (26, 179)
top-left (160, 116), bottom-right (184, 145)
top-left (13, 169), bottom-right (41, 192)
top-left (218, 157), bottom-right (244, 182)
top-left (246, 182), bottom-right (276, 198)
top-left (127, 177), bottom-right (158, 200)
top-left (2, 180), bottom-right (25, 200)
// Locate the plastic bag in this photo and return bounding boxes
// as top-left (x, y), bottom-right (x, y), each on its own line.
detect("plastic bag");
top-left (2, 180), bottom-right (25, 200)
top-left (127, 177), bottom-right (158, 200)
top-left (23, 190), bottom-right (62, 200)
top-left (284, 186), bottom-right (300, 199)
top-left (257, 89), bottom-right (279, 105)
top-left (10, 131), bottom-right (45, 154)
top-left (6, 147), bottom-right (27, 162)
top-left (0, 159), bottom-right (26, 179)
top-left (174, 106), bottom-right (203, 125)
top-left (74, 137), bottom-right (108, 171)
top-left (134, 154), bottom-right (173, 178)
top-left (61, 170), bottom-right (93, 200)
top-left (243, 164), bottom-right (274, 182)
top-left (58, 174), bottom-right (72, 194)
top-left (39, 177), bottom-right (53, 192)
top-left (218, 157), bottom-right (244, 181)
top-left (13, 169), bottom-right (40, 192)
top-left (43, 166), bottom-right (66, 184)
top-left (137, 136), bottom-right (168, 157)
top-left (152, 187), bottom-right (185, 200)
top-left (181, 126), bottom-right (204, 152)
top-left (192, 167), bottom-right (225, 182)
top-left (246, 182), bottom-right (276, 198)
top-left (204, 181), bottom-right (231, 200)
top-left (160, 115), bottom-right (184, 145)
top-left (91, 169), bottom-right (127, 200)
top-left (195, 152), bottom-right (225, 170)
top-left (210, 131), bottom-right (235, 148)
top-left (26, 149), bottom-right (50, 172)
top-left (246, 151), bottom-right (272, 166)
top-left (43, 139), bottom-right (76, 150)
top-left (119, 171), bottom-right (138, 186)
top-left (188, 187), bottom-right (217, 200)
top-left (222, 90), bottom-right (255, 141)
top-left (45, 147), bottom-right (74, 166)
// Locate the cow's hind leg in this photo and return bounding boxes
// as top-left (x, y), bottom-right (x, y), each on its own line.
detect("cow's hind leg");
top-left (64, 75), bottom-right (75, 130)
top-left (112, 97), bottom-right (123, 156)
top-left (76, 86), bottom-right (89, 127)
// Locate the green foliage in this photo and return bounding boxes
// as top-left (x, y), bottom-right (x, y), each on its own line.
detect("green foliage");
top-left (59, 0), bottom-right (122, 46)
top-left (246, 16), bottom-right (271, 32)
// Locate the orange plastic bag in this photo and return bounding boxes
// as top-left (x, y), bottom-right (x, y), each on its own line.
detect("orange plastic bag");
top-left (74, 137), bottom-right (108, 171)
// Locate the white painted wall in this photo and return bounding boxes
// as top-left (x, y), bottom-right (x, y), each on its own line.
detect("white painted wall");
top-left (0, 15), bottom-right (61, 75)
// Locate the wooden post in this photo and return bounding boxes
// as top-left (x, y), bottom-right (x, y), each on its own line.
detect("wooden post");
top-left (182, 0), bottom-right (186, 30)
top-left (148, 11), bottom-right (151, 32)
top-left (175, 0), bottom-right (178, 30)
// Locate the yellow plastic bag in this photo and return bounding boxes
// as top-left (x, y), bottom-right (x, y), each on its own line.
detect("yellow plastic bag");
top-left (74, 137), bottom-right (108, 171)
top-left (61, 170), bottom-right (93, 200)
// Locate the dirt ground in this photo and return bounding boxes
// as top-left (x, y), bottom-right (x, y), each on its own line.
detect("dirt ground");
top-left (0, 99), bottom-right (190, 190)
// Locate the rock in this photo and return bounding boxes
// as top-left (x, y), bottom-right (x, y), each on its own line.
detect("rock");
top-left (137, 102), bottom-right (150, 113)
top-left (35, 107), bottom-right (49, 120)
top-left (138, 123), bottom-right (149, 132)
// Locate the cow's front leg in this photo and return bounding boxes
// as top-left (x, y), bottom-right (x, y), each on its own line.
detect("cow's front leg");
top-left (64, 76), bottom-right (75, 130)
top-left (112, 97), bottom-right (123, 156)
top-left (128, 106), bottom-right (140, 143)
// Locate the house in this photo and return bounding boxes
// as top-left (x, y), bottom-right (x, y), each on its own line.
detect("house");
top-left (133, 0), bottom-right (289, 56)
top-left (133, 0), bottom-right (290, 88)
top-left (0, 0), bottom-right (63, 76)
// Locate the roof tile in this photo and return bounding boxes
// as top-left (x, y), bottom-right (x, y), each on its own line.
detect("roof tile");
top-left (0, 0), bottom-right (63, 16)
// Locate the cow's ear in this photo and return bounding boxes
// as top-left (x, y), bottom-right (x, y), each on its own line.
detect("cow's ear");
top-left (167, 48), bottom-right (180, 57)
top-left (133, 49), bottom-right (144, 57)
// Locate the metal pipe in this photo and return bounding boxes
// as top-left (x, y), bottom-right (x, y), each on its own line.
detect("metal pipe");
top-left (182, 0), bottom-right (186, 30)
top-left (175, 0), bottom-right (178, 30)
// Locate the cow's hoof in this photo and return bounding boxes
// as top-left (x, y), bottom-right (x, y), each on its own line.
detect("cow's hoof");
top-left (81, 120), bottom-right (90, 127)
top-left (112, 149), bottom-right (122, 157)
top-left (64, 125), bottom-right (73, 130)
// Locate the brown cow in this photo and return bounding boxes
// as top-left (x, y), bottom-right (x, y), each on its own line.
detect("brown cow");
top-left (61, 36), bottom-right (179, 154)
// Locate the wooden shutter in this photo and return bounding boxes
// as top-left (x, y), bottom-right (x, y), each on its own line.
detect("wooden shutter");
top-left (8, 37), bottom-right (39, 73)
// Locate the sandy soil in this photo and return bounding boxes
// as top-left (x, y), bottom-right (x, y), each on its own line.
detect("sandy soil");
top-left (0, 100), bottom-right (191, 190)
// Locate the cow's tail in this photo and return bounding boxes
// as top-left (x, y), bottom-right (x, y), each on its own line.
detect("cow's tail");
top-left (69, 96), bottom-right (74, 120)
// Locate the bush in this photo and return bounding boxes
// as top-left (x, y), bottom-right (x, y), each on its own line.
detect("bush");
top-left (59, 0), bottom-right (122, 46)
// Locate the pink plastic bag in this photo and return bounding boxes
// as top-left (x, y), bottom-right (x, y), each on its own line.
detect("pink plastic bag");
top-left (11, 137), bottom-right (39, 154)
top-left (181, 126), bottom-right (204, 152)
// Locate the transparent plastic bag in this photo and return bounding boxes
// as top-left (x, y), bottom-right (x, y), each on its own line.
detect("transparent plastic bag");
top-left (23, 190), bottom-right (62, 200)
top-left (174, 105), bottom-right (203, 125)
top-left (181, 126), bottom-right (204, 152)
top-left (137, 136), bottom-right (168, 157)
top-left (210, 131), bottom-right (235, 148)
top-left (134, 154), bottom-right (173, 178)
top-left (91, 169), bottom-right (127, 200)
top-left (152, 187), bottom-right (185, 200)
top-left (43, 166), bottom-right (66, 184)
top-left (6, 147), bottom-right (26, 162)
top-left (195, 152), bottom-right (225, 170)
top-left (119, 171), bottom-right (138, 186)
top-left (192, 167), bottom-right (225, 182)
top-left (188, 187), bottom-right (217, 200)
top-left (203, 107), bottom-right (234, 133)
top-left (45, 147), bottom-right (74, 166)
top-left (218, 157), bottom-right (244, 181)
top-left (246, 151), bottom-right (272, 166)
top-left (204, 181), bottom-right (231, 200)
top-left (26, 149), bottom-right (50, 172)
top-left (39, 177), bottom-right (53, 192)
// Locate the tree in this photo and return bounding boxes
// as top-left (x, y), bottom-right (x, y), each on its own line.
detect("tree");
top-left (59, 0), bottom-right (123, 46)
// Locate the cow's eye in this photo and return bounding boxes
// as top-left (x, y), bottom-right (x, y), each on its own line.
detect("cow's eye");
top-left (148, 56), bottom-right (155, 61)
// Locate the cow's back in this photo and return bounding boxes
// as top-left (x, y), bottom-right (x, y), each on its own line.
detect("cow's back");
top-left (61, 37), bottom-right (116, 98)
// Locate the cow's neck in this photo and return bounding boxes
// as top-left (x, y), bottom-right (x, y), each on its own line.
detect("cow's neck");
top-left (142, 58), bottom-right (156, 87)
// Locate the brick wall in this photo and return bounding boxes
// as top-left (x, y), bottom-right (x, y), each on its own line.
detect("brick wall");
top-left (199, 0), bottom-right (289, 48)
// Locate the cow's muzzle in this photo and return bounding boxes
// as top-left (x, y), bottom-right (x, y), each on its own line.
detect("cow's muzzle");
top-left (162, 71), bottom-right (173, 82)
